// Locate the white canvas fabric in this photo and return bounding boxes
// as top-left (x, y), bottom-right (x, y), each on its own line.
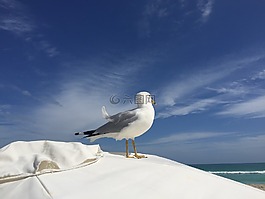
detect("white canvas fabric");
top-left (0, 140), bottom-right (102, 182)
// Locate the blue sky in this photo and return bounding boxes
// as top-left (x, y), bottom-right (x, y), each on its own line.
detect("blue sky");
top-left (1, 0), bottom-right (265, 164)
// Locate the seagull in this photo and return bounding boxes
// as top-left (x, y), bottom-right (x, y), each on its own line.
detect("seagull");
top-left (75, 91), bottom-right (155, 159)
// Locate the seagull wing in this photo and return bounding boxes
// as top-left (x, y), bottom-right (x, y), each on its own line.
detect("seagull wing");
top-left (87, 108), bottom-right (139, 138)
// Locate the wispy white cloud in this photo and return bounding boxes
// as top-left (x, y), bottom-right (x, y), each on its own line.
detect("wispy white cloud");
top-left (158, 56), bottom-right (247, 106)
top-left (0, 0), bottom-right (59, 57)
top-left (206, 84), bottom-right (249, 96)
top-left (251, 69), bottom-right (265, 80)
top-left (0, 104), bottom-right (10, 115)
top-left (138, 0), bottom-right (215, 38)
top-left (0, 0), bottom-right (22, 10)
top-left (158, 69), bottom-right (227, 107)
top-left (38, 40), bottom-right (60, 57)
top-left (143, 0), bottom-right (169, 18)
top-left (30, 86), bottom-right (107, 134)
top-left (157, 99), bottom-right (218, 118)
top-left (0, 84), bottom-right (32, 97)
top-left (202, 133), bottom-right (265, 163)
top-left (138, 0), bottom-right (174, 38)
top-left (0, 16), bottom-right (34, 34)
top-left (207, 67), bottom-right (265, 100)
top-left (218, 95), bottom-right (265, 118)
top-left (215, 134), bottom-right (265, 152)
top-left (0, 105), bottom-right (13, 127)
top-left (206, 67), bottom-right (265, 119)
top-left (145, 131), bottom-right (229, 145)
top-left (12, 85), bottom-right (32, 96)
top-left (156, 53), bottom-right (265, 119)
top-left (141, 131), bottom-right (265, 163)
top-left (197, 0), bottom-right (214, 22)
top-left (179, 0), bottom-right (186, 8)
top-left (0, 0), bottom-right (33, 35)
top-left (0, 83), bottom-right (64, 107)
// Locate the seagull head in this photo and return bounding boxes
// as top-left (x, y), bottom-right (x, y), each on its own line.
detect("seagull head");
top-left (136, 91), bottom-right (156, 108)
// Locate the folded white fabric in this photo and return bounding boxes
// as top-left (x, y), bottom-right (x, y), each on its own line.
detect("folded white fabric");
top-left (0, 140), bottom-right (102, 182)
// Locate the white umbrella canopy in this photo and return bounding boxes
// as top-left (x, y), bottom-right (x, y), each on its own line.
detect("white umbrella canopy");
top-left (0, 141), bottom-right (102, 180)
top-left (0, 141), bottom-right (265, 199)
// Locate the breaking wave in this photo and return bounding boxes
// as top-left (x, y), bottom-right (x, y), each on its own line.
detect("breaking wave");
top-left (209, 170), bottom-right (265, 174)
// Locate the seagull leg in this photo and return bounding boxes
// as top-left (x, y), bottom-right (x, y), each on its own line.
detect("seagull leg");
top-left (125, 140), bottom-right (134, 158)
top-left (132, 140), bottom-right (146, 159)
top-left (126, 140), bottom-right (129, 158)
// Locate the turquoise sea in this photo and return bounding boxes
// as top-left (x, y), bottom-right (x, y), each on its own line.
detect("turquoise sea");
top-left (190, 163), bottom-right (265, 184)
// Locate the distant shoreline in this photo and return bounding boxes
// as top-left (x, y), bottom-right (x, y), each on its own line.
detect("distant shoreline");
top-left (248, 184), bottom-right (265, 191)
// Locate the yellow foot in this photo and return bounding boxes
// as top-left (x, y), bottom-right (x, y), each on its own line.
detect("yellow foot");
top-left (126, 154), bottom-right (135, 158)
top-left (134, 154), bottom-right (147, 159)
top-left (125, 154), bottom-right (147, 159)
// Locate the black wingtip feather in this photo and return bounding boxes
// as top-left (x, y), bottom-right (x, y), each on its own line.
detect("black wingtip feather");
top-left (83, 130), bottom-right (96, 135)
top-left (75, 130), bottom-right (97, 137)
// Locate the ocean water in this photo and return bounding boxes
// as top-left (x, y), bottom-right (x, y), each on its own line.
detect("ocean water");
top-left (190, 163), bottom-right (265, 184)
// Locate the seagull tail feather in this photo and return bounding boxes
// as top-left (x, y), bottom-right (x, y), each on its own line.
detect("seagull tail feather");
top-left (102, 106), bottom-right (113, 121)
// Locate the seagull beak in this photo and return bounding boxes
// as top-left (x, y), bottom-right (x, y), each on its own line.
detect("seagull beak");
top-left (151, 99), bottom-right (156, 105)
